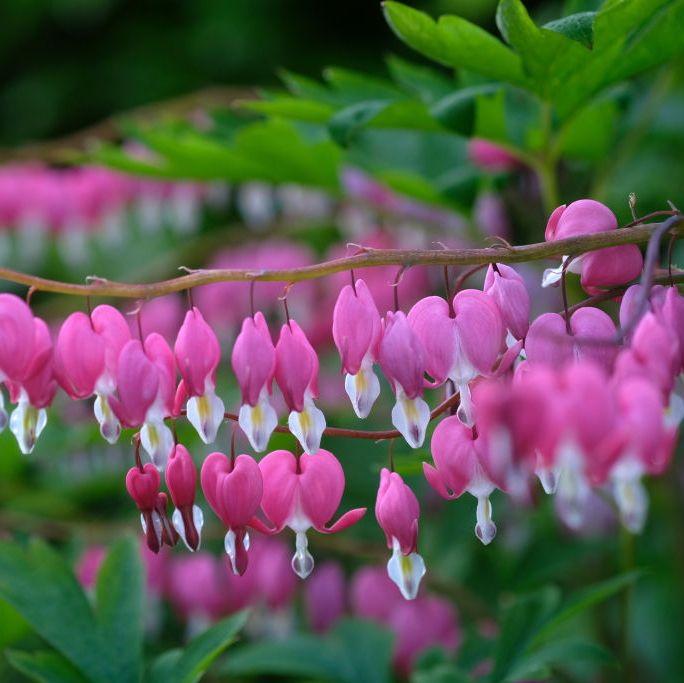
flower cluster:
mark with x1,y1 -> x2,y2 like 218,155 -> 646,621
1,198 -> 681,610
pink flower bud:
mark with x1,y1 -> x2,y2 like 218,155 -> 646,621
259,448 -> 366,579
274,320 -> 326,454
174,307 -> 224,444
126,463 -> 164,554
375,469 -> 425,599
165,444 -> 203,551
0,293 -> 36,384
200,451 -> 263,575
484,264 -> 530,341
304,562 -> 346,633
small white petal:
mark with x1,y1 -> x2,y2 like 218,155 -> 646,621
291,530 -> 314,579
9,398 -> 47,455
0,390 -> 8,432
475,495 -> 497,545
172,505 -> 204,551
94,393 -> 121,445
141,511 -> 163,548
536,464 -> 560,495
186,390 -> 225,444
140,420 -> 174,471
387,538 -> 426,600
555,441 -> 592,530
541,265 -> 563,288
391,388 -> 430,449
666,389 -> 684,428
238,392 -> 278,452
613,474 -> 649,534
288,399 -> 326,455
344,362 -> 381,419
456,382 -> 474,428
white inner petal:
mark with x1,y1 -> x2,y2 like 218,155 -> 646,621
344,357 -> 381,419
140,419 -> 174,471
386,537 -> 426,600
9,395 -> 47,455
238,389 -> 278,452
288,395 -> 326,455
94,393 -> 121,445
186,389 -> 225,444
291,530 -> 314,579
391,385 -> 430,449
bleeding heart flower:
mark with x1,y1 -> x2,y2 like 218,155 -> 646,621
408,291 -> 504,427
7,317 -> 57,454
165,444 -> 203,551
483,264 -> 530,342
232,312 -> 278,452
0,293 -> 36,385
378,311 -> 430,448
55,305 -> 130,444
375,468 -> 426,599
332,278 -> 382,418
174,307 -> 224,444
274,320 -> 326,454
111,334 -> 176,469
200,451 -> 266,575
424,417 -> 499,545
259,448 -> 366,579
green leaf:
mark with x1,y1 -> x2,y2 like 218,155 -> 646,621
383,2 -> 525,85
152,611 -> 249,683
557,98 -> 617,161
241,97 -> 335,123
430,85 -> 499,135
221,618 -> 393,683
505,639 -> 618,681
385,55 -> 454,104
329,101 -> 391,146
220,635 -> 345,681
94,537 -> 144,683
544,12 -> 595,48
0,540 -> 108,683
532,571 -> 642,644
490,587 -> 562,681
6,650 -> 90,683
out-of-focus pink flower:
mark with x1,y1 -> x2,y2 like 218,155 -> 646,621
349,566 -> 403,622
468,139 -> 519,173
378,311 -> 430,448
388,595 -> 461,675
195,241 -> 316,336
408,290 -> 504,426
76,546 -> 107,590
474,191 -> 511,239
126,463 -> 166,553
332,278 -> 383,418
174,307 -> 224,444
259,449 -> 366,579
304,562 -> 346,633
7,317 -> 57,454
111,334 -> 176,469
274,320 -> 326,454
245,537 -> 298,610
232,312 -> 278,452
165,444 -> 203,551
375,469 -> 426,599
525,308 -> 617,372
484,264 -> 530,341
201,451 -> 265,575
424,417 -> 498,545
128,296 -> 185,345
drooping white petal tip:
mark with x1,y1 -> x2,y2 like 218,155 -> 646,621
344,365 -> 381,419
140,420 -> 174,471
288,399 -> 326,455
387,539 -> 426,600
224,528 -> 250,576
9,400 -> 47,455
391,390 -> 430,449
291,530 -> 314,579
172,505 -> 204,551
475,495 -> 497,545
94,393 -> 121,445
238,394 -> 278,453
186,390 -> 225,444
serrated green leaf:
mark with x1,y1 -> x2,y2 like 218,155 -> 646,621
94,537 -> 143,683
544,11 -> 595,48
383,2 -> 525,85
152,611 -> 249,683
6,650 -> 89,683
0,540 -> 108,683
